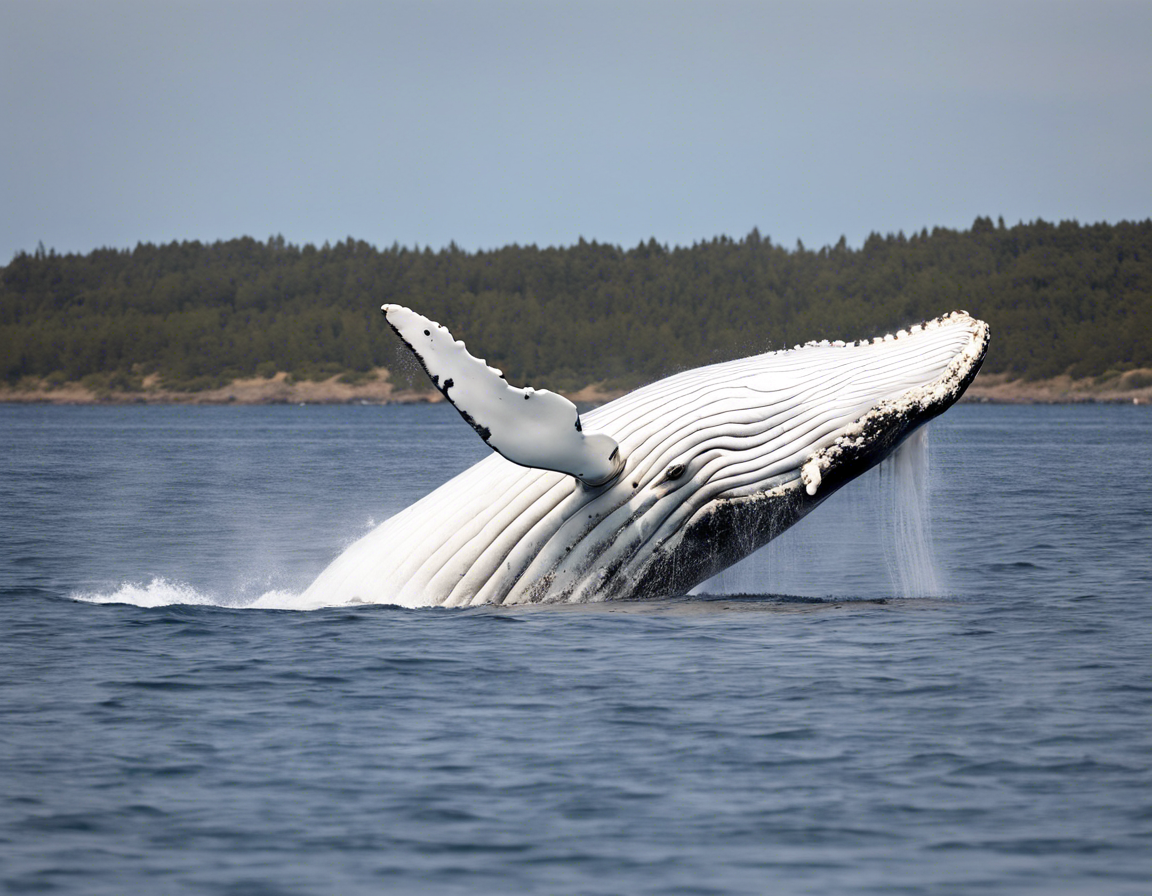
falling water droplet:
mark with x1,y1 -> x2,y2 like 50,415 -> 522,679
885,426 -> 942,597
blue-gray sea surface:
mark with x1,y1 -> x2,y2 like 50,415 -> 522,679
2,403 -> 1150,895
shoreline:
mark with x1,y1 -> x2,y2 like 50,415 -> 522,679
0,370 -> 629,407
957,371 -> 1152,405
1,369 -> 1149,407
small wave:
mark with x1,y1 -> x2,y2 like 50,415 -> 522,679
70,577 -> 304,610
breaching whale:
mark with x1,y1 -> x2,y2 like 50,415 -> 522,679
300,305 -> 989,608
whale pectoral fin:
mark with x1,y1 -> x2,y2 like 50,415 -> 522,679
382,304 -> 624,486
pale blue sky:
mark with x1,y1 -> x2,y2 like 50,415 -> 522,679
3,0 -> 1150,260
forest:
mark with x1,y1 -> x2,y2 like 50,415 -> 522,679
2,217 -> 1151,394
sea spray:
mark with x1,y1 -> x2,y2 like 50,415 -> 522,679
698,466 -> 889,597
71,577 -> 303,610
883,426 -> 942,597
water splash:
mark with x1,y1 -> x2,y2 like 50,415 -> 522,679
883,426 -> 942,598
71,577 -> 303,610
72,438 -> 944,609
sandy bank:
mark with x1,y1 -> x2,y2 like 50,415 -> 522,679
3,369 -> 1150,407
960,370 -> 1152,404
0,370 -> 630,407
0,370 -> 440,406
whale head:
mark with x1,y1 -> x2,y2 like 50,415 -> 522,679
301,311 -> 988,607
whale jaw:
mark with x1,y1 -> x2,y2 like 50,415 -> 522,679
624,324 -> 989,601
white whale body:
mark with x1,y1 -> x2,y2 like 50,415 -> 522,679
300,307 -> 989,608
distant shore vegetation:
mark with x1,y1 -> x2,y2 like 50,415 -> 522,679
3,217 -> 1151,395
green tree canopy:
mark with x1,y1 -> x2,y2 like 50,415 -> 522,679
3,219 -> 1150,392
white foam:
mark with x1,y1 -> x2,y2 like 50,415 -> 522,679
70,577 -> 309,611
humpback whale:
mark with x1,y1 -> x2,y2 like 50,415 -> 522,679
300,306 -> 989,608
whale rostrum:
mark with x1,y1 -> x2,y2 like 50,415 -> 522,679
300,307 -> 989,608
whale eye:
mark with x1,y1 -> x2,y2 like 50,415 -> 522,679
665,463 -> 686,481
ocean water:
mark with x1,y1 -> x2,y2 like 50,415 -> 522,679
2,402 -> 1150,894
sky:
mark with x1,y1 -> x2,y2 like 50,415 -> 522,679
3,0 -> 1150,260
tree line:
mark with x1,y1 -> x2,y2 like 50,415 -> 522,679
2,217 -> 1150,394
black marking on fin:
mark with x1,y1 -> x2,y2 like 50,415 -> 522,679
385,316 -> 484,439
458,408 -> 492,443
575,418 -> 582,432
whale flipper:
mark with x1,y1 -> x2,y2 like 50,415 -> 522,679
382,304 -> 624,486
